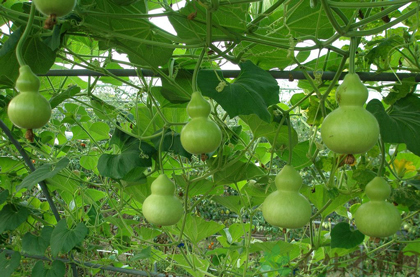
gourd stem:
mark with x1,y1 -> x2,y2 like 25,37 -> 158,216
377,138 -> 386,177
192,49 -> 206,93
286,115 -> 294,165
16,3 -> 36,67
348,37 -> 359,74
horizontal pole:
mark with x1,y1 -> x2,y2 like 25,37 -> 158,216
1,249 -> 166,277
39,69 -> 420,82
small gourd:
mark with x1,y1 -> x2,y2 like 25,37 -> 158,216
180,91 -> 222,155
355,177 -> 401,237
142,174 -> 183,226
262,165 -> 312,229
321,73 -> 379,154
7,65 -> 51,129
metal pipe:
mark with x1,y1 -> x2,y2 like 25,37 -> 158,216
39,69 -> 420,82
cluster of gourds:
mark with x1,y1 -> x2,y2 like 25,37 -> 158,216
260,73 -> 401,238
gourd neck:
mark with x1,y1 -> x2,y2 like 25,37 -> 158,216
336,73 -> 368,107
187,91 -> 211,118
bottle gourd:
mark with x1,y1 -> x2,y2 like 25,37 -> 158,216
7,65 -> 51,129
321,73 -> 379,154
142,174 -> 183,226
355,177 -> 401,237
180,91 -> 222,155
262,165 -> 311,229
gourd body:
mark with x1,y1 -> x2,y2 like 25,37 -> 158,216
7,66 -> 51,129
33,0 -> 76,17
355,177 -> 401,237
321,73 -> 379,154
180,92 -> 222,155
142,174 -> 183,226
262,165 -> 311,229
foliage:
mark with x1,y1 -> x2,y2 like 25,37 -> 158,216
0,0 -> 420,276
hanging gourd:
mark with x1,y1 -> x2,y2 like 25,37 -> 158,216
355,177 -> 401,238
7,65 -> 51,130
142,174 -> 183,226
321,73 -> 379,154
262,165 -> 312,229
180,91 -> 222,155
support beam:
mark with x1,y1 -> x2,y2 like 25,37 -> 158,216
39,69 -> 420,82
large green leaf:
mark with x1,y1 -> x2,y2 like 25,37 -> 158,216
80,0 -> 173,67
285,0 -> 336,39
211,159 -> 265,186
98,128 -> 156,179
31,260 -> 65,277
240,114 -> 298,150
279,140 -> 317,169
331,222 -> 364,249
0,204 -> 30,233
168,1 -> 250,41
0,251 -> 20,277
366,95 -> 420,156
22,226 -> 53,256
0,28 -> 56,88
151,129 -> 192,159
50,220 -> 88,257
198,61 -> 279,122
175,214 -> 225,244
17,158 -> 70,191
49,86 -> 81,109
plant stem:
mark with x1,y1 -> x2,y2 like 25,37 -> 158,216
349,37 -> 359,74
16,2 -> 36,66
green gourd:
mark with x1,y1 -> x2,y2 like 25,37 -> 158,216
142,174 -> 183,226
321,73 -> 379,154
180,91 -> 222,155
355,177 -> 401,237
262,165 -> 312,229
7,66 -> 51,129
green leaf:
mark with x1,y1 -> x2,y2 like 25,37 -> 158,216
131,247 -> 151,261
290,93 -> 310,109
49,86 -> 81,109
240,114 -> 298,150
285,0 -> 336,39
168,2 -> 250,41
212,196 -> 242,215
0,251 -> 20,277
365,35 -> 405,70
151,129 -> 192,159
0,204 -> 30,233
160,69 -> 192,104
0,30 -> 56,88
50,220 -> 88,257
0,190 -> 9,205
403,239 -> 420,256
176,214 -> 224,244
331,222 -> 364,249
122,176 -> 150,204
198,61 -> 280,122
22,226 -> 53,256
211,159 -> 265,185
383,78 -> 417,105
17,158 -> 70,191
98,128 -> 155,179
366,95 -> 420,156
32,260 -> 65,277
81,0 -> 173,67
279,140 -> 316,169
